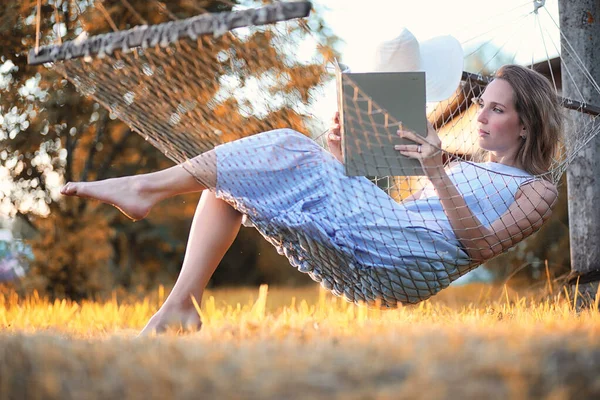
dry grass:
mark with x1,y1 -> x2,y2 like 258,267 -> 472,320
1,283 -> 600,399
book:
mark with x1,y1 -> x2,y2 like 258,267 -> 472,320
335,62 -> 427,176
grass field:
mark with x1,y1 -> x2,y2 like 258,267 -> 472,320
1,283 -> 600,399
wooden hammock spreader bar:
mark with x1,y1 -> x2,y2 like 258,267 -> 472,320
28,1 -> 312,65
462,71 -> 600,117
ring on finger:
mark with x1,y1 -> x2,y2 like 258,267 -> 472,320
417,144 -> 422,153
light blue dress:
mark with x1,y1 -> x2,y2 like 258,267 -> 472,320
214,129 -> 534,307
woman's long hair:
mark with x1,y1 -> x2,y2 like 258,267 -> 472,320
493,64 -> 563,177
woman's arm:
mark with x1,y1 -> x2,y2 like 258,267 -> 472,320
425,168 -> 556,262
395,123 -> 558,263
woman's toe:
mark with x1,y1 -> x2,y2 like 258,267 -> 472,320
62,183 -> 76,195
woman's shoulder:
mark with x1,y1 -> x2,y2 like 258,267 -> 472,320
517,178 -> 558,205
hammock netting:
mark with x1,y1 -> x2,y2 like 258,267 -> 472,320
29,1 -> 600,307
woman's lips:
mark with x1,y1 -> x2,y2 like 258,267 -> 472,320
478,129 -> 489,137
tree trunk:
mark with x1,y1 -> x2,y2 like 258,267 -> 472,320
559,0 -> 600,308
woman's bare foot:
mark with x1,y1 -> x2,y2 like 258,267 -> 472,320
61,176 -> 156,221
138,303 -> 203,336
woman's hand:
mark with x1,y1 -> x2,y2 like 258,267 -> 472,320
394,121 -> 444,173
327,111 -> 343,163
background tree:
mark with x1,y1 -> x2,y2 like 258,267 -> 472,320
559,0 -> 600,306
463,41 -> 515,77
1,0 -> 339,299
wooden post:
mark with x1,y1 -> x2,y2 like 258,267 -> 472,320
558,0 -> 600,308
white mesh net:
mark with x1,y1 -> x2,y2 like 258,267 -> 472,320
29,1 -> 600,307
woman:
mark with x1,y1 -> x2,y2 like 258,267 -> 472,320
61,64 -> 562,334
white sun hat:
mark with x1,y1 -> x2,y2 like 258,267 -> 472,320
371,28 -> 464,102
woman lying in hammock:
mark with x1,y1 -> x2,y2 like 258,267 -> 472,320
60,63 -> 562,334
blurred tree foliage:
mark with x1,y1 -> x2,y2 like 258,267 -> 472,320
1,0 -> 338,299
463,41 -> 516,76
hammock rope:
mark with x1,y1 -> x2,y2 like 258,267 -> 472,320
28,1 -> 600,307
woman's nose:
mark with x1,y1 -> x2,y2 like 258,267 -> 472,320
476,109 -> 487,124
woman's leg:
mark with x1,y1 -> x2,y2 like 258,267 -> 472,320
140,190 -> 242,335
60,151 -> 217,220
60,150 -> 241,333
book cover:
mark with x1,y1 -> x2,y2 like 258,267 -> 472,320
336,64 -> 427,176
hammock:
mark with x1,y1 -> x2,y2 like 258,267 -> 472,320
28,1 -> 600,307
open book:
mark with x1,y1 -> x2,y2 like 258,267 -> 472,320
335,62 -> 428,176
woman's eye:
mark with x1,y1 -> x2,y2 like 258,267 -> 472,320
493,107 -> 503,113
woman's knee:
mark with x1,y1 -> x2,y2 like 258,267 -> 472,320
188,150 -> 218,188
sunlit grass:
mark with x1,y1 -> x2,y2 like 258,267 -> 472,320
1,283 -> 599,339
1,283 -> 599,399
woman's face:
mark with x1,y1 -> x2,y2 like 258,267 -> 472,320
476,79 -> 525,161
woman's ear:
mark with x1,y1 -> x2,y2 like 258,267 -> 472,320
520,126 -> 527,139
